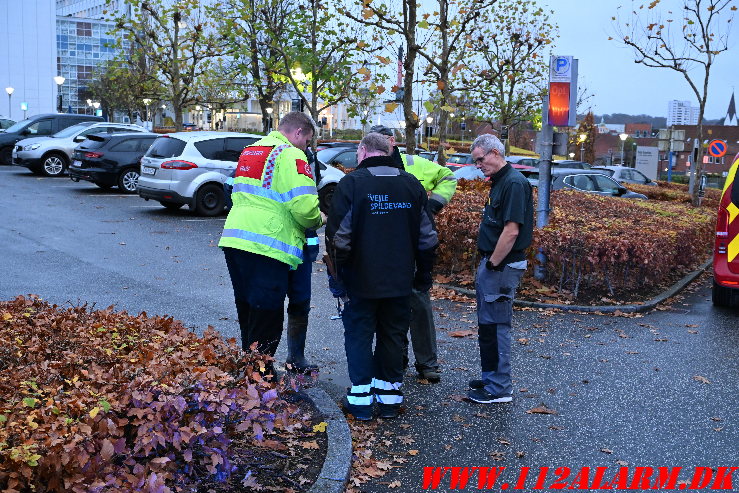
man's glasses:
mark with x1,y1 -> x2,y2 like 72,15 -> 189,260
474,150 -> 494,165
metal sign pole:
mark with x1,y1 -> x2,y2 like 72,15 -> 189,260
535,96 -> 553,281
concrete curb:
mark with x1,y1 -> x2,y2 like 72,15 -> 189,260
439,259 -> 712,313
305,387 -> 352,493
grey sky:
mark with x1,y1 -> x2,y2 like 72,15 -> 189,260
546,0 -> 737,119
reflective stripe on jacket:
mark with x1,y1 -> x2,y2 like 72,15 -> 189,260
219,131 -> 322,269
401,153 -> 457,206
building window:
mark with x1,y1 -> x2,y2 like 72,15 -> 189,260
77,22 -> 92,37
77,65 -> 93,80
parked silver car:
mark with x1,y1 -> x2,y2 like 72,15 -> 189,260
137,132 -> 263,215
591,166 -> 658,186
138,132 -> 345,216
13,121 -> 146,176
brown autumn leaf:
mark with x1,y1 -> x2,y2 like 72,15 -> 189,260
389,480 -> 402,488
449,330 -> 475,338
526,405 -> 558,415
693,375 -> 711,384
601,448 -> 614,454
408,450 -> 419,456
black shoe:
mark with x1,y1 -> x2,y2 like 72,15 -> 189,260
285,358 -> 319,374
341,397 -> 373,421
377,403 -> 400,419
417,368 -> 441,383
467,387 -> 512,404
469,379 -> 484,389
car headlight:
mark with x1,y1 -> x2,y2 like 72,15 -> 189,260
24,144 -> 41,151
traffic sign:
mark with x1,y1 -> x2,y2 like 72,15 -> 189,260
708,139 -> 727,158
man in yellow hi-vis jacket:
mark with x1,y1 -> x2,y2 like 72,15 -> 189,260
370,124 -> 457,383
220,112 -> 323,376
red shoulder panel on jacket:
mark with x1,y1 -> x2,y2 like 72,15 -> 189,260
236,146 -> 272,179
296,159 -> 314,179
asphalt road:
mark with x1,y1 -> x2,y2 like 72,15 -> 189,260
1,166 -> 737,492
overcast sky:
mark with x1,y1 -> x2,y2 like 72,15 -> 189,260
545,0 -> 737,119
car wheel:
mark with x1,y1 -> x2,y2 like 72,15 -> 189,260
93,182 -> 113,189
712,280 -> 732,307
0,146 -> 11,166
41,153 -> 68,177
194,183 -> 225,216
159,200 -> 184,210
118,168 -> 140,194
318,183 -> 336,215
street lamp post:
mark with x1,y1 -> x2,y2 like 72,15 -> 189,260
632,142 -> 637,167
53,76 -> 65,113
143,98 -> 152,129
619,133 -> 628,165
92,101 -> 100,119
5,87 -> 13,119
578,133 -> 587,162
265,106 -> 273,133
86,99 -> 93,115
425,115 -> 433,149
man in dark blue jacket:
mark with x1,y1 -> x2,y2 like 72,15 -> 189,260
326,132 -> 438,420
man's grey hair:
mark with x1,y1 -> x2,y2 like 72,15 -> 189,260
360,132 -> 391,155
470,133 -> 505,158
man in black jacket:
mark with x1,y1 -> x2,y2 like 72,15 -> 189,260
326,132 -> 438,420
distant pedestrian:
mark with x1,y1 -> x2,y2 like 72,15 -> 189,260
326,132 -> 438,420
369,124 -> 457,383
468,134 -> 533,404
219,111 -> 323,379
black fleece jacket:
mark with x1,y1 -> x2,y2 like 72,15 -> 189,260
325,155 -> 438,299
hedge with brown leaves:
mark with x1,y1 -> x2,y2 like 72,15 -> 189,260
436,179 -> 716,297
0,296 -> 293,493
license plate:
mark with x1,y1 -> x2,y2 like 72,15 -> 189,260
72,160 -> 82,167
142,166 -> 156,175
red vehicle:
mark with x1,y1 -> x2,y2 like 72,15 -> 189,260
713,153 -> 739,306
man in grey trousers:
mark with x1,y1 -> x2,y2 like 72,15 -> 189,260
467,134 -> 533,403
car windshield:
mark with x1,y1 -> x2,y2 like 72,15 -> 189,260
316,148 -> 344,163
4,118 -> 32,133
52,122 -> 92,139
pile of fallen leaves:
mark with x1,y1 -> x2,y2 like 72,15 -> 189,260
0,296 -> 310,492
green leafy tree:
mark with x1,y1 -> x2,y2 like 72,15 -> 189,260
344,0 -> 495,164
613,0 -> 736,205
105,0 -> 232,130
214,0 -> 291,133
86,59 -> 164,122
257,0 -> 365,143
460,0 -> 557,138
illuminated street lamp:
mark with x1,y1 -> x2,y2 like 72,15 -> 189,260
619,133 -> 628,165
143,98 -> 152,126
5,87 -> 13,119
53,76 -> 65,113
86,98 -> 93,115
92,101 -> 100,117
578,133 -> 587,162
265,106 -> 273,132
568,152 -> 575,159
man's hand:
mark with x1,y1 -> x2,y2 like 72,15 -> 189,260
320,211 -> 327,225
485,258 -> 505,271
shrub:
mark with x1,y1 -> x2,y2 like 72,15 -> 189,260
435,179 -> 716,298
629,181 -> 721,211
0,296 -> 295,493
